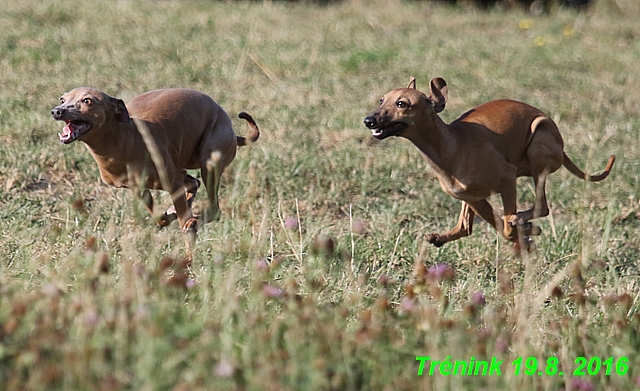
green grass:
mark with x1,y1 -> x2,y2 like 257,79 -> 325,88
1,0 -> 639,390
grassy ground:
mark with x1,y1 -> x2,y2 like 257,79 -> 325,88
0,0 -> 639,390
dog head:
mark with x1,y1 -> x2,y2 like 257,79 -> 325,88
51,87 -> 131,144
364,77 -> 448,140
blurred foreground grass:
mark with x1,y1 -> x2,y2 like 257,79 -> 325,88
0,0 -> 639,390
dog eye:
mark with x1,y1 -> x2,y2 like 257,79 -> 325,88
396,101 -> 409,108
82,98 -> 93,105
379,98 -> 384,105
60,98 -> 65,104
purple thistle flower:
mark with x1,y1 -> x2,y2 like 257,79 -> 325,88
262,284 -> 285,299
351,219 -> 367,235
427,263 -> 455,281
255,259 -> 270,272
214,360 -> 234,378
570,378 -> 595,391
471,291 -> 486,307
284,217 -> 298,230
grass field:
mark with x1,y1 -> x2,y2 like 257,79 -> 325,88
1,0 -> 639,390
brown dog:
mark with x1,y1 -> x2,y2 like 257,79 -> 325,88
51,87 -> 259,234
364,77 -> 615,250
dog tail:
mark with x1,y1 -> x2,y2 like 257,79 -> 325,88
237,112 -> 260,146
563,153 -> 615,182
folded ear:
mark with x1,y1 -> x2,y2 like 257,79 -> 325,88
407,77 -> 416,90
429,77 -> 448,113
111,97 -> 131,123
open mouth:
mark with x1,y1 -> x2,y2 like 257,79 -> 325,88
371,121 -> 408,139
58,120 -> 92,144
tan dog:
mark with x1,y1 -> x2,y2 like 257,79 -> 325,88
51,87 -> 259,234
364,77 -> 615,250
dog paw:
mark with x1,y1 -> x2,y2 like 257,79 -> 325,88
182,218 -> 199,234
522,236 -> 536,253
426,233 -> 445,247
512,236 -> 536,255
520,222 -> 542,236
157,212 -> 177,228
503,226 -> 518,241
507,215 -> 521,227
527,238 -> 536,252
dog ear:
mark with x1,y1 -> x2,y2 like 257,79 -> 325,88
429,77 -> 448,113
111,97 -> 131,123
407,77 -> 416,90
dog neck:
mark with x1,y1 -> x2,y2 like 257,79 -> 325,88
81,121 -> 137,187
403,114 -> 456,174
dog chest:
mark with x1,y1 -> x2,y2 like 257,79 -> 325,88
93,155 -> 165,191
437,176 -> 467,198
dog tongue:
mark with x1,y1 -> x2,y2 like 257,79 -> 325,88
59,123 -> 73,143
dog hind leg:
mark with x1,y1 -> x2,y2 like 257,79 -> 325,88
200,164 -> 222,224
515,119 -> 563,228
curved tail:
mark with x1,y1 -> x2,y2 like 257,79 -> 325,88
236,112 -> 260,146
563,152 -> 615,182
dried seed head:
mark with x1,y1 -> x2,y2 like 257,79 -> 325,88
618,293 -> 633,311
374,295 -> 389,311
95,252 -> 109,274
71,198 -> 85,211
159,257 -> 175,273
311,235 -> 335,257
569,292 -> 586,305
163,272 -> 187,288
3,318 -> 18,335
498,269 -> 514,294
412,260 -> 428,283
360,309 -> 372,324
84,236 -> 97,252
177,257 -> 191,270
377,274 -> 390,286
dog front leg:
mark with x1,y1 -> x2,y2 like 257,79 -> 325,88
426,202 -> 474,247
200,163 -> 222,224
137,188 -> 172,228
138,189 -> 154,215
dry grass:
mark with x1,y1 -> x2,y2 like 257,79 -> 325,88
0,0 -> 639,390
